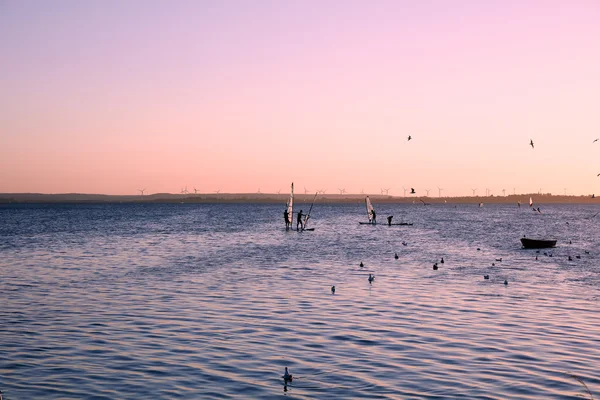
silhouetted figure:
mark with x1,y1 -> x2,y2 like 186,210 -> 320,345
284,209 -> 290,230
387,215 -> 393,226
530,139 -> 534,149
297,210 -> 304,231
371,209 -> 377,224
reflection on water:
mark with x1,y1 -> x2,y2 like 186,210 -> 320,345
1,203 -> 599,399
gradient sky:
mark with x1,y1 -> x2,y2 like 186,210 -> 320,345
1,0 -> 599,196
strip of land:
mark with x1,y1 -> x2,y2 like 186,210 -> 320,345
0,193 -> 597,204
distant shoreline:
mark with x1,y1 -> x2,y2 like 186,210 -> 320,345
0,193 -> 597,204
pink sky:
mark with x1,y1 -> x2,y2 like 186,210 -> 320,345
1,0 -> 599,196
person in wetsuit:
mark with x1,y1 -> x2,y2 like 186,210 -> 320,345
371,209 -> 376,224
284,209 -> 290,230
297,210 -> 304,231
387,215 -> 393,226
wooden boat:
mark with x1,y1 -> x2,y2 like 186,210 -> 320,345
520,238 -> 557,249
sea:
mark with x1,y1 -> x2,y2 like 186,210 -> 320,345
1,202 -> 599,399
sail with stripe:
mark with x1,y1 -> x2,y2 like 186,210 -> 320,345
365,196 -> 375,223
286,183 -> 294,225
303,192 -> 318,230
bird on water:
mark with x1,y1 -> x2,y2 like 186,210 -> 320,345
283,367 -> 293,382
394,253 -> 399,259
360,261 -> 364,267
331,286 -> 335,294
368,274 -> 375,283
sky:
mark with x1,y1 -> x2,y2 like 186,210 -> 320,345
1,0 -> 599,196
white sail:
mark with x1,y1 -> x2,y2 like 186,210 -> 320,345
365,196 -> 374,222
286,183 -> 294,224
529,197 -> 533,207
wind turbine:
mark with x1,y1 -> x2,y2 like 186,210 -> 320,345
257,188 -> 261,194
277,189 -> 281,194
502,189 -> 506,197
214,189 -> 221,194
193,187 -> 198,194
304,187 -> 309,194
338,188 -> 346,194
360,188 -> 365,194
437,187 -> 443,197
138,188 -> 146,196
425,189 -> 430,197
181,186 -> 188,195
402,187 -> 408,197
471,188 -> 477,196
513,188 -> 516,195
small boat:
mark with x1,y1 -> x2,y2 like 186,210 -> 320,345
520,238 -> 557,249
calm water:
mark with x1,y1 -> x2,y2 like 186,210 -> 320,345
1,202 -> 599,399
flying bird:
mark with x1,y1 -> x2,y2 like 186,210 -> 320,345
593,138 -> 599,143
410,188 -> 416,194
407,135 -> 412,141
530,139 -> 534,149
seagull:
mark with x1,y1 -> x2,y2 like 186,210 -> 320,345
484,275 -> 489,280
410,188 -> 416,194
283,367 -> 293,382
360,261 -> 364,267
530,139 -> 534,149
440,257 -> 444,264
331,286 -> 336,294
504,280 -> 508,285
495,258 -> 502,262
594,138 -> 599,143
394,253 -> 399,259
597,173 -> 600,177
407,135 -> 412,141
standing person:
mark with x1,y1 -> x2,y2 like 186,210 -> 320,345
283,209 -> 290,230
387,215 -> 393,226
371,209 -> 376,224
297,210 -> 304,231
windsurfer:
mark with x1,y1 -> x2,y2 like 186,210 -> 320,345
284,209 -> 290,230
387,215 -> 393,226
297,210 -> 304,231
371,209 -> 376,224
